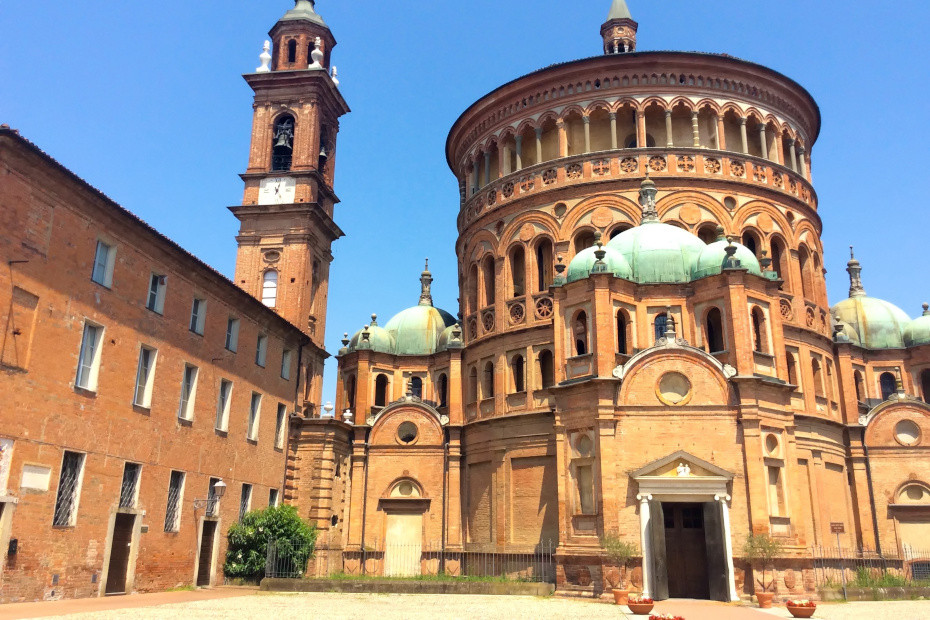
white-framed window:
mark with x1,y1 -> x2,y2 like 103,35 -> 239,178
262,271 -> 278,308
239,483 -> 252,522
275,403 -> 287,449
53,451 -> 86,527
75,321 -> 104,391
255,335 -> 268,367
269,488 -> 279,507
225,317 -> 240,352
133,346 -> 157,407
216,379 -> 233,431
164,470 -> 185,532
189,298 -> 207,335
281,349 -> 292,380
91,240 -> 115,287
146,273 -> 167,314
178,364 -> 199,420
248,392 -> 262,441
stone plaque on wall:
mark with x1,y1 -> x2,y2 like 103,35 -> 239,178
0,439 -> 12,494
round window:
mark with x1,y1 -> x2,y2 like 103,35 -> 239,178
575,435 -> 593,457
397,481 -> 414,497
657,372 -> 692,406
398,421 -> 418,444
895,420 -> 921,446
765,434 -> 779,455
905,486 -> 926,502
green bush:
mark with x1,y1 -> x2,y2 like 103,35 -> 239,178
223,504 -> 317,581
853,566 -> 908,588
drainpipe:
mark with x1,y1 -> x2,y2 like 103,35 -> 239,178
281,342 -> 305,503
861,427 -> 882,556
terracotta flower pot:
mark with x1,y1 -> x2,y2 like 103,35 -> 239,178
612,588 -> 630,605
627,602 -> 655,615
756,592 -> 775,608
787,605 -> 816,618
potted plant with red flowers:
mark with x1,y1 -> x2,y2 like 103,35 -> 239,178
785,599 -> 817,618
649,615 -> 685,620
601,534 -> 638,605
744,533 -> 784,608
627,594 -> 655,615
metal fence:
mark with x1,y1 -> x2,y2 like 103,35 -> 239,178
266,538 -> 316,579
811,544 -> 930,595
268,537 -> 556,583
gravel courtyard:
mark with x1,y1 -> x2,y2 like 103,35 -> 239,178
21,592 -> 930,620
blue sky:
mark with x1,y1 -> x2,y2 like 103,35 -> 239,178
2,1 -> 928,407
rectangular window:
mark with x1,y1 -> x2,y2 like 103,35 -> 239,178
178,364 -> 199,420
146,273 -> 167,313
275,403 -> 287,449
189,298 -> 206,335
225,317 -> 240,352
576,464 -> 595,515
248,392 -> 262,441
75,322 -> 103,391
53,451 -> 85,526
133,346 -> 157,407
91,240 -> 115,287
207,477 -> 221,517
255,335 -> 268,367
119,462 -> 141,509
269,488 -> 279,507
164,471 -> 185,532
281,349 -> 292,380
216,379 -> 233,431
239,483 -> 252,521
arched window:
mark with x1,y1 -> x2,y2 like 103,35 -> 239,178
483,361 -> 495,398
880,372 -> 897,401
609,224 -> 632,240
345,374 -> 356,412
922,369 -> 930,404
510,246 -> 526,297
742,230 -> 760,257
536,240 -> 553,291
751,307 -> 767,353
409,376 -> 423,399
467,367 -> 478,403
482,255 -> 496,306
307,40 -> 316,65
706,307 -> 725,353
511,354 -> 525,393
770,237 -> 788,282
573,311 -> 589,356
374,374 -> 389,408
287,39 -> 297,64
262,270 -> 278,307
438,373 -> 448,408
468,264 -> 479,314
854,370 -> 865,403
617,310 -> 630,355
272,114 -> 295,172
654,313 -> 668,342
799,246 -> 814,300
573,231 -> 595,255
812,359 -> 824,398
539,350 -> 555,388
786,352 -> 799,390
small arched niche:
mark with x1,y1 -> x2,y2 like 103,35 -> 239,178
390,479 -> 423,498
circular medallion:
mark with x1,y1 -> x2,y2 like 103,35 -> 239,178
757,213 -> 774,232
520,224 -> 535,242
895,420 -> 921,446
591,207 -> 613,229
680,204 -> 701,225
656,372 -> 693,406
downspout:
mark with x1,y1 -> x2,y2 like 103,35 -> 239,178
282,342 -> 305,503
861,426 -> 882,556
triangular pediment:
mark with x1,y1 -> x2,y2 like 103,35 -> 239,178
631,450 -> 734,480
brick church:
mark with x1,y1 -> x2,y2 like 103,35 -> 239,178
2,0 -> 930,604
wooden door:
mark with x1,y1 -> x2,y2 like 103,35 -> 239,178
197,520 -> 217,586
104,513 -> 135,595
664,503 -> 710,599
384,512 -> 422,577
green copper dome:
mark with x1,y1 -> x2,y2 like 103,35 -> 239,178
904,304 -> 930,347
279,1 -> 328,28
832,297 -> 910,350
608,221 -> 706,284
348,316 -> 395,354
566,244 -> 633,283
385,305 -> 457,356
691,233 -> 762,280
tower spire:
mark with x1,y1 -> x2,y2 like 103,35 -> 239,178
601,0 -> 638,54
847,246 -> 866,298
419,259 -> 434,306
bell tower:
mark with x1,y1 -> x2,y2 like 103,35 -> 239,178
231,0 -> 349,410
601,0 -> 638,54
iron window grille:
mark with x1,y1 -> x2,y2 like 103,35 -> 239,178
164,471 -> 184,532
239,484 -> 252,522
119,462 -> 141,509
206,478 -> 221,517
53,451 -> 84,526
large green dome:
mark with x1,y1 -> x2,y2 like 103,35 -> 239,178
348,316 -> 395,354
385,305 -> 457,356
566,244 -> 633,283
832,296 -> 911,350
607,221 -> 706,284
691,233 -> 762,280
904,305 -> 930,347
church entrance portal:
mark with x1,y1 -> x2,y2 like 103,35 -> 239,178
384,511 -> 423,577
663,503 -> 709,599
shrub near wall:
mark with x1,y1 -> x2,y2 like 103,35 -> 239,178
224,505 -> 317,582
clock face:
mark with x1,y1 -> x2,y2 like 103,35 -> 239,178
258,177 -> 296,205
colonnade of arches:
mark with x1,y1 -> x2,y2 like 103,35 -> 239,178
465,349 -> 555,404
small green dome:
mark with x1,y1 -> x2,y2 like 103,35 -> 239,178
832,296 -> 911,350
279,0 -> 328,28
385,305 -> 457,356
691,235 -> 762,280
608,221 -> 706,284
566,244 -> 633,283
904,304 -> 930,347
437,323 -> 464,352
348,317 -> 395,354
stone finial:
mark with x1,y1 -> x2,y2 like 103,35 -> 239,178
370,313 -> 378,326
895,367 -> 906,397
592,231 -> 608,271
309,36 -> 325,69
554,254 -> 566,275
331,66 -> 339,86
847,246 -> 866,298
639,174 -> 659,223
923,303 -> 930,316
759,249 -> 772,271
419,259 -> 433,307
723,237 -> 740,269
256,40 -> 272,73
342,332 -> 349,346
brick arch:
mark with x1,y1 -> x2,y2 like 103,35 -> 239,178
732,201 -> 793,237
655,190 -> 730,230
584,100 -> 613,116
502,212 -> 560,248
667,96 -> 697,112
380,476 -> 427,499
792,221 -> 824,254
863,401 -> 930,448
559,105 -> 586,121
369,403 -> 444,447
463,229 -> 500,262
561,194 -> 641,237
613,97 -> 641,113
640,95 -> 671,111
693,98 -> 722,115
617,347 -> 737,408
515,118 -> 538,135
